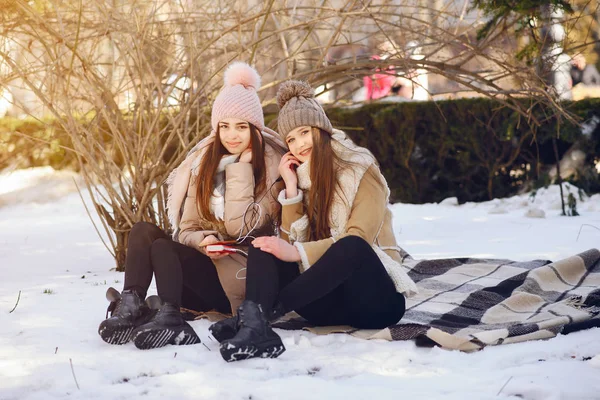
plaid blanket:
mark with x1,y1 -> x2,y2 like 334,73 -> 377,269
273,249 -> 600,351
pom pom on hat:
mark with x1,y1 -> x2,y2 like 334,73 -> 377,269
276,80 -> 314,109
276,80 -> 332,139
211,61 -> 264,131
223,61 -> 261,89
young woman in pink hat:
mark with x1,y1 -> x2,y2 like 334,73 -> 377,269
98,62 -> 286,350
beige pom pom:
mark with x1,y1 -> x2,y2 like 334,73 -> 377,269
276,80 -> 314,109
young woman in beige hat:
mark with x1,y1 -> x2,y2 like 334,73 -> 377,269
211,80 -> 417,362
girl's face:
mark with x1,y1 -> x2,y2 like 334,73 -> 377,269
285,125 -> 313,163
218,118 -> 251,155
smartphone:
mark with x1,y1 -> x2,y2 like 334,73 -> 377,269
206,244 -> 238,254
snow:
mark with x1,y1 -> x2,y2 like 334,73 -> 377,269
1,168 -> 599,400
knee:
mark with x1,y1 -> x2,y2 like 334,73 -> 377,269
247,243 -> 281,274
333,235 -> 375,262
130,221 -> 160,242
335,235 -> 371,252
150,238 -> 173,261
248,242 -> 277,261
131,221 -> 156,235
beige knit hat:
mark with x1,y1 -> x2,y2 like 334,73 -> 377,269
276,80 -> 333,140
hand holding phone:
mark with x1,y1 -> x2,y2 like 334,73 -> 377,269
199,235 -> 230,259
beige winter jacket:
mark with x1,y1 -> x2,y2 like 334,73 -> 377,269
278,130 -> 418,297
177,143 -> 284,312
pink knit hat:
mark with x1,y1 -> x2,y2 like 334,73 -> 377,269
211,62 -> 264,132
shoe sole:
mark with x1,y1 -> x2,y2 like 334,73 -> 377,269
133,325 -> 200,350
219,340 -> 285,362
99,325 -> 134,345
99,309 -> 157,345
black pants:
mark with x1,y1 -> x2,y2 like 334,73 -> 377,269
122,222 -> 231,314
246,235 -> 406,329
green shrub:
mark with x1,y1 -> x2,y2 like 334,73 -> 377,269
325,98 -> 600,203
3,98 -> 599,204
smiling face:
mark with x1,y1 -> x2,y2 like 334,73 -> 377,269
285,125 -> 314,163
218,118 -> 251,155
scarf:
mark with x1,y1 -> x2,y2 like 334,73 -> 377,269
210,154 -> 239,220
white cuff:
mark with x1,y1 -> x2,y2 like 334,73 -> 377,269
294,242 -> 311,272
278,189 -> 303,206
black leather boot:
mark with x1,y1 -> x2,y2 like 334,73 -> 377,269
209,314 -> 239,343
209,301 -> 287,343
98,287 -> 155,345
219,300 -> 285,362
132,302 -> 200,350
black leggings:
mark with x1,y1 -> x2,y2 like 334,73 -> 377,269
246,235 -> 406,329
122,222 -> 231,314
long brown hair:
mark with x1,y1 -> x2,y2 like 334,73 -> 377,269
307,127 -> 347,241
195,124 -> 266,223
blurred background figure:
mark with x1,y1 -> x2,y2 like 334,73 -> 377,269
571,54 -> 600,86
362,40 -> 429,102
363,54 -> 396,101
570,54 -> 600,100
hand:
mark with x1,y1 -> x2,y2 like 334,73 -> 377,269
278,152 -> 300,194
252,236 -> 301,262
199,235 -> 228,259
239,148 -> 252,163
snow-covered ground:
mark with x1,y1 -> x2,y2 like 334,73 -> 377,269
1,168 -> 599,400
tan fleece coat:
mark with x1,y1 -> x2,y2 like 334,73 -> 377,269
278,130 -> 418,297
174,143 -> 284,312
